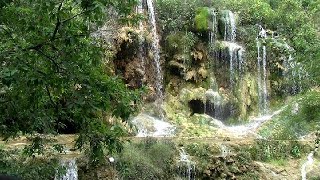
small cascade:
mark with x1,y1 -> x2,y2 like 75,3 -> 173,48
221,41 -> 245,88
225,107 -> 284,136
132,113 -> 175,137
178,147 -> 196,180
207,10 -> 245,120
209,9 -> 217,45
55,159 -> 78,180
223,10 -> 236,42
257,25 -> 269,115
146,0 -> 164,103
283,54 -> 306,94
220,144 -> 230,157
301,146 -> 318,180
205,90 -> 223,120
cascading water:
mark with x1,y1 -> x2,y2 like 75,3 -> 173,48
146,0 -> 164,103
257,25 -> 269,115
220,144 -> 230,157
210,106 -> 285,137
55,159 -> 78,180
209,9 -> 217,45
223,10 -> 236,42
178,147 -> 196,180
283,54 -> 307,95
206,10 -> 245,120
221,41 -> 245,88
205,89 -> 224,120
301,146 -> 318,180
132,113 -> 175,137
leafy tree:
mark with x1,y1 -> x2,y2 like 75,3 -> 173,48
0,0 -> 141,164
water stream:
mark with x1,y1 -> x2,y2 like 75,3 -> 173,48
209,9 -> 217,44
283,54 -> 306,95
221,41 -> 245,88
223,10 -> 236,42
178,147 -> 196,180
55,159 -> 78,180
146,0 -> 164,103
301,147 -> 318,180
257,25 -> 269,115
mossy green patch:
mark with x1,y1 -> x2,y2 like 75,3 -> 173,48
195,7 -> 210,32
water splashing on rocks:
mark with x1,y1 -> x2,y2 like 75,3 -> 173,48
55,159 -> 78,180
178,147 -> 196,180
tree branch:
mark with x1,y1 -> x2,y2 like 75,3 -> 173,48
45,85 -> 56,107
51,1 -> 64,41
32,48 -> 61,72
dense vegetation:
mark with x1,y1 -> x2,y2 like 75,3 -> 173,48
0,0 -> 142,164
0,0 -> 319,179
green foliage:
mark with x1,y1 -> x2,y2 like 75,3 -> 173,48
115,140 -> 176,180
0,0 -> 142,165
259,90 -> 320,140
243,140 -> 308,162
195,7 -> 210,32
0,149 -> 60,180
156,0 -> 205,33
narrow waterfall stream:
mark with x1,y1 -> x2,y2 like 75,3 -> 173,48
301,146 -> 318,180
178,147 -> 196,180
283,53 -> 306,95
209,9 -> 217,44
221,41 -> 245,88
257,25 -> 269,115
146,0 -> 164,103
55,159 -> 78,180
223,10 -> 236,42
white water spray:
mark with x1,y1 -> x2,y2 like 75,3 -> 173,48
301,147 -> 318,180
55,159 -> 78,180
132,113 -> 175,137
210,107 -> 285,137
178,147 -> 196,180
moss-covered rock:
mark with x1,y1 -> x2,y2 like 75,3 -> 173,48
195,7 -> 210,32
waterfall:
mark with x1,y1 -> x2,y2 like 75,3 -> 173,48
223,10 -> 236,42
257,25 -> 268,115
213,92 -> 223,119
301,146 -> 318,180
146,0 -> 164,103
221,41 -> 245,89
205,89 -> 224,120
209,9 -> 217,45
55,159 -> 78,180
178,147 -> 196,180
283,54 -> 306,94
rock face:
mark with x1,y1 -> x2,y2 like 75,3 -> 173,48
201,154 -> 259,179
106,2 -> 302,125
